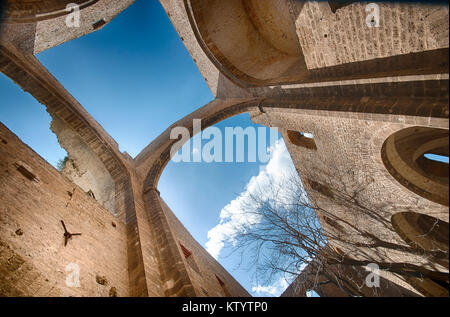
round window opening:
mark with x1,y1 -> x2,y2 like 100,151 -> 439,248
381,126 -> 449,206
391,212 -> 449,297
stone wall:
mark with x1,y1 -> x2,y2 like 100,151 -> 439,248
251,108 -> 448,296
161,199 -> 250,297
0,123 -> 129,297
0,0 -> 448,298
0,0 -> 136,54
51,116 -> 116,215
295,2 -> 448,70
181,0 -> 449,88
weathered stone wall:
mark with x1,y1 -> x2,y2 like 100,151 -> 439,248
281,257 -> 421,297
294,2 -> 449,70
0,123 -> 129,297
161,199 -> 250,297
2,1 -> 96,22
179,0 -> 449,89
0,0 -> 448,298
0,0 -> 135,54
51,116 -> 116,215
251,108 -> 448,296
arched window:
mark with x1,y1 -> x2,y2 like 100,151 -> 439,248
306,179 -> 333,198
287,131 -> 317,151
391,212 -> 449,297
416,153 -> 449,181
381,127 -> 449,206
391,212 -> 449,253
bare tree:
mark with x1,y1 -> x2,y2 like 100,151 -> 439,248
230,168 -> 449,297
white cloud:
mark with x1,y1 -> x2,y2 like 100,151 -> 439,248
252,276 -> 291,297
205,139 -> 297,259
252,285 -> 279,296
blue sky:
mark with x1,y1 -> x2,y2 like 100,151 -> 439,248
1,0 -> 449,297
0,0 -> 291,296
2,0 -> 449,298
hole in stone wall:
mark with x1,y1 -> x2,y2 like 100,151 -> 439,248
109,287 -> 118,297
96,275 -> 108,286
215,275 -> 232,297
93,19 -> 106,30
287,130 -> 317,150
307,179 -> 334,198
14,162 -> 39,183
158,114 -> 289,296
180,243 -> 192,258
323,216 -> 344,232
179,242 -> 201,275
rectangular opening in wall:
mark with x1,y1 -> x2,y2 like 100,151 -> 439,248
93,19 -> 106,30
307,179 -> 334,198
215,275 -> 232,297
287,130 -> 317,151
180,243 -> 192,258
179,242 -> 201,275
14,161 -> 39,183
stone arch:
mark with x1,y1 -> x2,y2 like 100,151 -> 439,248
381,126 -> 449,206
136,99 -> 259,297
391,212 -> 449,297
0,41 -> 135,222
185,1 -> 449,88
2,0 -> 99,23
185,0 -> 309,87
135,96 -> 449,297
391,212 -> 449,253
138,99 -> 259,189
